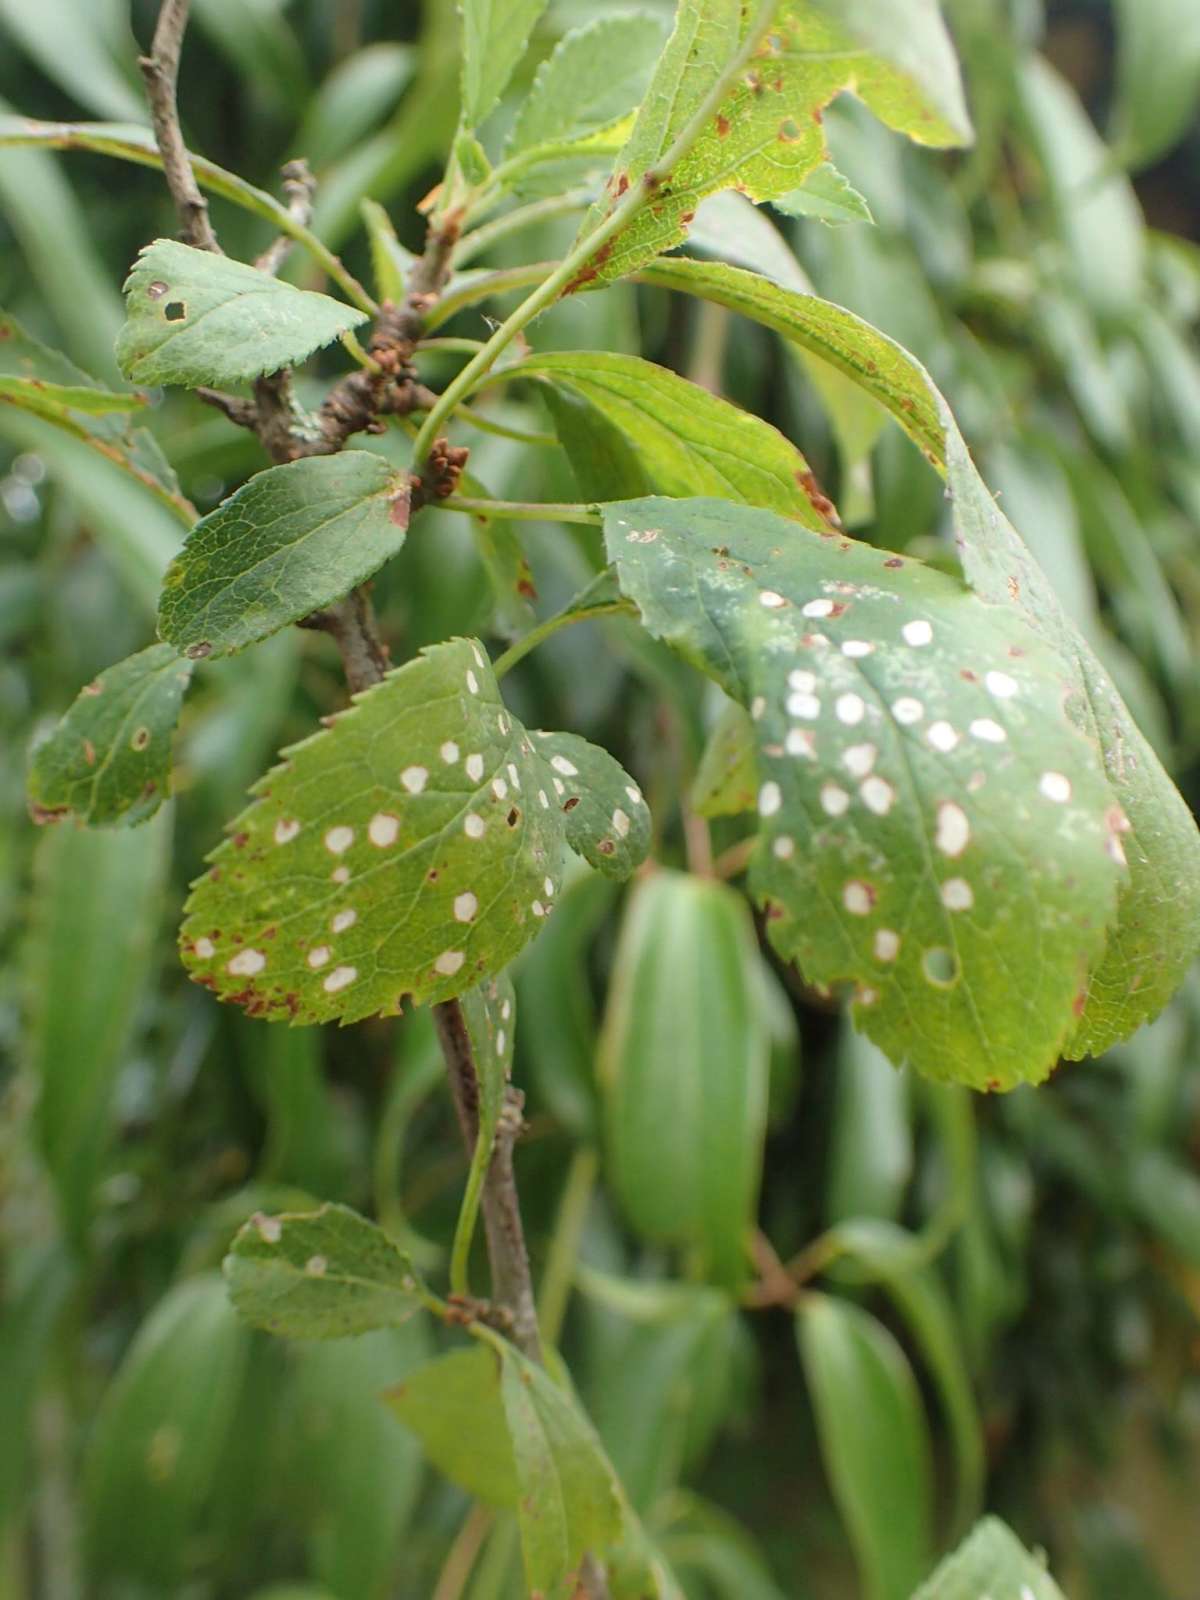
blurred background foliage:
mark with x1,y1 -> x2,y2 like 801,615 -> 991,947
1,1 -> 1198,1596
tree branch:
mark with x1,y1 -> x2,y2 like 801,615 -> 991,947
138,0 -> 219,252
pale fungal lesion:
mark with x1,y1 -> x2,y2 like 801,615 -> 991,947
193,936 -> 215,959
772,834 -> 795,859
860,776 -> 895,815
985,669 -> 1019,698
324,824 -> 355,855
464,813 -> 485,838
892,696 -> 924,725
802,598 -> 835,619
935,801 -> 971,857
274,817 -> 301,844
1039,771 -> 1072,803
308,945 -> 331,968
434,950 -> 465,975
227,947 -> 266,976
787,691 -> 820,719
453,892 -> 478,923
759,590 -> 787,609
843,880 -> 875,915
940,877 -> 975,911
305,1255 -> 327,1276
843,742 -> 876,777
835,693 -> 865,726
440,741 -> 460,764
323,964 -> 357,993
368,812 -> 400,847
820,783 -> 850,817
466,669 -> 479,694
612,808 -> 630,837
969,717 -> 1006,743
400,765 -> 428,794
874,928 -> 901,961
927,721 -> 959,752
550,754 -> 578,776
331,908 -> 357,933
902,619 -> 933,647
758,780 -> 782,817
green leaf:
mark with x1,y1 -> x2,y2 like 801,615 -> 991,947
0,306 -> 194,523
512,350 -> 835,527
389,1332 -> 625,1594
0,1248 -> 75,1524
116,238 -> 367,388
459,0 -> 551,129
796,1293 -> 932,1600
25,812 -> 169,1245
84,1276 -> 251,1588
605,497 -> 1121,1090
575,0 -> 970,289
912,1516 -> 1066,1600
157,452 -> 410,660
531,730 -> 651,879
180,638 -> 571,1025
0,0 -> 143,121
771,161 -> 874,226
636,259 -> 1200,1054
692,698 -> 758,818
360,198 -> 412,306
827,1025 -> 911,1225
28,644 -> 193,826
1112,0 -> 1200,169
507,14 -> 667,159
224,1202 -> 424,1339
600,871 -> 769,1286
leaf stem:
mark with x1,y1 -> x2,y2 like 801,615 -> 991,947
449,1117 -> 494,1299
455,189 -> 593,263
410,0 -> 778,465
492,596 -> 634,681
451,410 -> 560,448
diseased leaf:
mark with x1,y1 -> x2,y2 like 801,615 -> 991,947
771,161 -> 874,226
507,13 -> 666,158
181,639 -> 571,1025
28,644 -> 192,826
797,1294 -> 932,1600
158,452 -> 410,659
574,0 -> 970,289
600,871 -> 769,1286
459,0 -> 551,129
638,258 -> 1200,1052
513,350 -> 835,527
116,238 -> 367,388
912,1516 -> 1066,1600
531,730 -> 651,880
604,497 -> 1122,1090
224,1203 -> 423,1339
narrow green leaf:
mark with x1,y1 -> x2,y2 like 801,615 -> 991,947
116,238 -> 367,388
771,161 -> 874,226
224,1203 -> 424,1339
84,1276 -> 251,1588
25,813 -> 169,1244
531,730 -> 651,880
912,1516 -> 1066,1600
691,698 -> 758,818
158,452 -> 410,659
360,197 -> 413,305
296,43 -> 414,167
460,0 -> 551,129
28,644 -> 192,826
797,1293 -> 932,1600
513,350 -> 835,527
507,14 -> 667,158
605,497 -> 1121,1089
0,376 -> 144,416
180,639 -> 569,1025
575,0 -> 970,289
1112,0 -> 1200,169
0,0 -> 143,121
637,259 -> 1200,1053
600,871 -> 769,1286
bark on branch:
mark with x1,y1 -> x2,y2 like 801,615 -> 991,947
138,0 -> 219,253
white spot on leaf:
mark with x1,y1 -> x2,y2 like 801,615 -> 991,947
860,776 -> 894,815
400,766 -> 428,794
892,697 -> 924,725
759,781 -> 782,817
821,783 -> 850,816
440,741 -> 460,764
969,717 -> 1006,743
227,948 -> 266,976
464,814 -> 485,839
841,639 -> 873,658
836,693 -> 866,726
1040,771 -> 1072,803
466,670 -> 479,694
935,801 -> 970,857
902,619 -> 932,647
193,937 -> 215,960
324,825 -> 355,855
612,808 -> 630,838
331,908 -> 357,934
324,964 -> 357,993
927,721 -> 959,753
843,880 -> 874,915
759,590 -> 786,608
435,950 -> 465,975
308,946 -> 331,969
786,728 -> 815,757
550,754 -> 578,777
454,892 -> 478,923
368,812 -> 400,847
940,877 -> 974,911
803,598 -> 835,618
985,670 -> 1018,699
843,743 -> 876,778
874,928 -> 900,961
274,818 -> 300,845
773,835 -> 795,859
465,753 -> 484,782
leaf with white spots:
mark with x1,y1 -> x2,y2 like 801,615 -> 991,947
509,351 -> 835,528
116,238 -> 367,389
224,1203 -> 425,1340
157,452 -> 410,659
572,0 -> 970,291
637,256 -> 1200,1056
912,1516 -> 1066,1600
28,644 -> 194,826
180,639 -> 569,1024
604,497 -> 1123,1091
531,731 -> 651,881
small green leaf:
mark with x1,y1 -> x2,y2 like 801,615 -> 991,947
158,452 -> 410,659
692,699 -> 758,818
514,350 -> 835,527
912,1516 -> 1066,1600
180,638 -> 568,1025
826,1025 -> 911,1226
797,1293 -> 932,1600
386,1345 -> 518,1507
116,238 -> 367,388
360,198 -> 412,305
771,161 -> 874,226
508,14 -> 666,158
532,730 -> 651,880
28,644 -> 192,826
224,1203 -> 424,1339
575,0 -> 971,289
459,0 -> 551,129
0,375 -> 145,416
600,872 -> 769,1287
84,1276 -> 251,1589
605,497 -> 1122,1090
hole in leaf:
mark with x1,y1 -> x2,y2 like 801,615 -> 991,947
923,947 -> 959,988
506,807 -> 520,828
164,301 -> 187,321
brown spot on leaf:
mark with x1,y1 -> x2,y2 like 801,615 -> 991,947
716,114 -> 731,137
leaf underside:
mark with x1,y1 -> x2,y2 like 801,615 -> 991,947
28,644 -> 193,826
116,238 -> 366,388
605,497 -> 1123,1090
180,639 -> 648,1025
